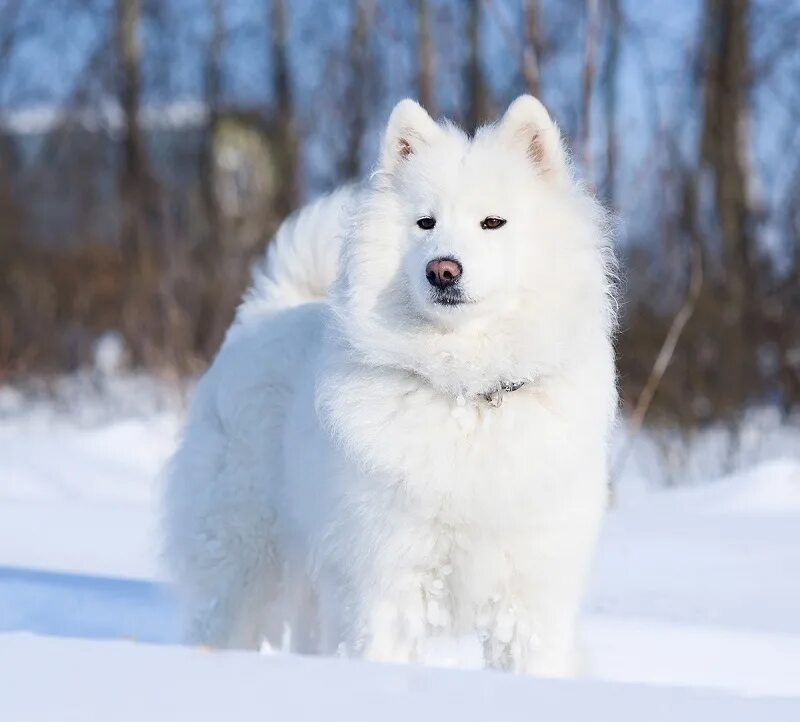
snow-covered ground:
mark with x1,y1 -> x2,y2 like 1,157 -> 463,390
1,376 -> 800,719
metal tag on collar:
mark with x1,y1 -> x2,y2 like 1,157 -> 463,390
483,386 -> 503,409
485,388 -> 504,407
483,380 -> 525,408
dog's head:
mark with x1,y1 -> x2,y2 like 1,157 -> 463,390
333,96 -> 614,397
379,96 -> 574,325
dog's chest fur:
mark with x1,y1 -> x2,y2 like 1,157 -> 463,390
314,359 -> 597,534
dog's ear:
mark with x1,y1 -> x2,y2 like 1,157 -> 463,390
497,95 -> 570,187
379,99 -> 441,173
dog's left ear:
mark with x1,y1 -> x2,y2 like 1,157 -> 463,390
497,95 -> 570,187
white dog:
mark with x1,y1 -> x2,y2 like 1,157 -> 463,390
163,96 -> 617,676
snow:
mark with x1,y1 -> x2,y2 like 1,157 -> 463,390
0,100 -> 208,136
1,377 -> 800,719
589,466 -> 800,636
3,634 -> 800,722
586,617 -> 800,698
0,377 -> 179,578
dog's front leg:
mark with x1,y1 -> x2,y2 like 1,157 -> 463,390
475,593 -> 537,673
357,573 -> 453,663
474,548 -> 590,677
357,585 -> 428,663
347,547 -> 454,663
475,589 -> 581,676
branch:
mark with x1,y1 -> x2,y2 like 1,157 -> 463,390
611,177 -> 704,487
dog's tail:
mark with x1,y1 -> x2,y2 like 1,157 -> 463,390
236,184 -> 359,323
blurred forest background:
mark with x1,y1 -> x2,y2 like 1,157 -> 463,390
0,0 -> 798,431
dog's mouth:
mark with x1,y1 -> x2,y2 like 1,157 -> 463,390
430,287 -> 471,307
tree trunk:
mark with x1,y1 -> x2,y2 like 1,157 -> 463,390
202,0 -> 224,249
116,0 -> 150,259
696,0 -> 757,421
417,0 -> 436,115
0,0 -> 23,253
521,0 -> 542,98
464,0 -> 489,134
339,0 -> 374,181
602,0 -> 620,205
699,0 -> 754,300
270,0 -> 298,215
193,0 -> 227,360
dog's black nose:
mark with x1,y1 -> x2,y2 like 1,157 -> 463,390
426,258 -> 462,289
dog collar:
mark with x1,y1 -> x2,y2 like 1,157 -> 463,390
481,380 -> 526,408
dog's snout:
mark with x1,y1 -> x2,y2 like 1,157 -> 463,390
425,258 -> 462,289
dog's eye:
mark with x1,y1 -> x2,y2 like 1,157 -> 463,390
480,216 -> 506,230
417,216 -> 436,230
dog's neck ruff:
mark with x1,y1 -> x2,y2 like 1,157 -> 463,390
480,380 -> 526,408
406,365 -> 527,408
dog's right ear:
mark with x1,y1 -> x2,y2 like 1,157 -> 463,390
379,99 -> 440,173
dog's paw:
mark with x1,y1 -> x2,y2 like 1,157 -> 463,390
421,564 -> 454,630
475,595 -> 540,673
355,565 -> 455,663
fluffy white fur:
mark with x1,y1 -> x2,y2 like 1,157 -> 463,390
163,96 -> 617,676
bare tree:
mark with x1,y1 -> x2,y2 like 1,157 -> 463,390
115,0 -> 152,259
202,0 -> 224,246
417,0 -> 436,115
521,0 -> 542,98
0,0 -> 24,217
464,0 -> 489,133
188,0 -> 228,359
338,0 -> 375,180
602,0 -> 620,205
697,0 -> 758,416
699,0 -> 755,303
270,0 -> 298,215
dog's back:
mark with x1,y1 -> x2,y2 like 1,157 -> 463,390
235,184 -> 358,323
162,187 -> 356,649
